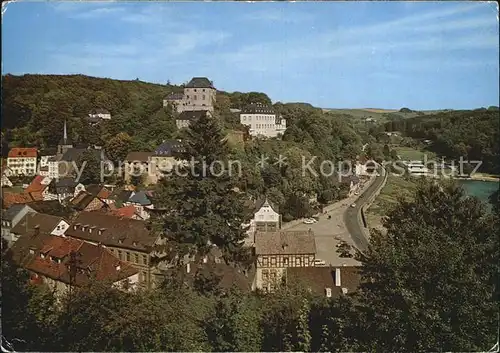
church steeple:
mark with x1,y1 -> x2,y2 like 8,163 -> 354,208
63,119 -> 67,144
58,119 -> 73,155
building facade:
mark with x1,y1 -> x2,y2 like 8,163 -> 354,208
163,77 -> 216,113
240,103 -> 287,138
254,230 -> 316,292
65,212 -> 168,289
7,148 -> 38,176
244,197 -> 282,246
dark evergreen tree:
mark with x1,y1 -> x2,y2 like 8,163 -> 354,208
152,114 -> 251,265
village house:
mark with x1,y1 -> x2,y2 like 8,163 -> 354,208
24,200 -> 75,219
287,265 -> 361,298
70,190 -> 110,212
254,230 -> 317,292
176,110 -> 209,129
107,205 -> 144,220
240,103 -> 287,138
25,175 -> 52,201
88,108 -> 111,120
10,231 -> 139,296
64,212 -> 168,289
355,156 -> 377,177
149,139 -> 186,183
7,148 -> 38,176
46,177 -> 85,202
163,77 -> 216,113
243,197 -> 282,247
1,163 -> 13,187
123,152 -> 154,184
1,204 -> 36,246
1,191 -> 35,210
163,246 -> 255,293
123,190 -> 154,220
9,212 -> 70,247
38,148 -> 57,177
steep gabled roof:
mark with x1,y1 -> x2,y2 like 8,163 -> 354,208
254,197 -> 279,213
11,212 -> 66,236
287,266 -> 361,297
70,191 -> 107,211
10,232 -> 138,287
127,191 -> 151,206
255,230 -> 316,255
2,204 -> 32,221
2,192 -> 34,209
8,148 -> 37,158
65,211 -> 158,252
185,77 -> 214,89
124,152 -> 153,163
154,140 -> 186,156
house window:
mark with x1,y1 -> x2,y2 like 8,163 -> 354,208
126,252 -> 131,262
134,254 -> 139,263
118,250 -> 122,260
262,256 -> 269,266
296,257 -> 302,266
202,95 -> 206,100
142,255 -> 147,265
193,95 -> 197,100
262,270 -> 269,280
270,270 -> 277,278
270,257 -> 276,266
283,257 -> 289,266
325,287 -> 332,298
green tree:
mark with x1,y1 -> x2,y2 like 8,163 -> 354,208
356,180 -> 499,351
76,149 -> 102,184
105,132 -> 132,162
152,114 -> 251,264
204,290 -> 263,351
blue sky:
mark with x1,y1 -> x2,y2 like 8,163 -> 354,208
2,1 -> 499,110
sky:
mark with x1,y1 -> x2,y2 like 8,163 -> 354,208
2,1 -> 499,110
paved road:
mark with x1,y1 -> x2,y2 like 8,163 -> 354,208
343,168 -> 387,252
287,179 -> 376,267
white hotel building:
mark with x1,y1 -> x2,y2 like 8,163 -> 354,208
240,103 -> 286,138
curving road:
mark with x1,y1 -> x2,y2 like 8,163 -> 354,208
343,168 -> 387,252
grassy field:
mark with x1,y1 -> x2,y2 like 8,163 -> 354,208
393,146 -> 435,161
365,174 -> 419,229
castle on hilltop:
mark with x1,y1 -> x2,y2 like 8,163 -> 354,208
163,77 -> 216,114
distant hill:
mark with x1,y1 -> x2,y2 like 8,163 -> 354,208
1,74 -> 272,153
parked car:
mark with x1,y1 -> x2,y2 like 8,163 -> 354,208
314,258 -> 327,266
350,203 -> 356,208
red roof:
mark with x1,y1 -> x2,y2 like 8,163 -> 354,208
11,233 -> 138,287
8,148 -> 38,158
25,175 -> 49,194
109,205 -> 137,219
2,192 -> 34,209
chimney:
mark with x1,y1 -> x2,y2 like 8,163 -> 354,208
33,225 -> 40,237
335,268 -> 341,287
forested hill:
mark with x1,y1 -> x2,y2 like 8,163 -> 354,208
382,109 -> 500,174
0,74 -> 273,153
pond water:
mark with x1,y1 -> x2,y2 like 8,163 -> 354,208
458,180 -> 498,210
